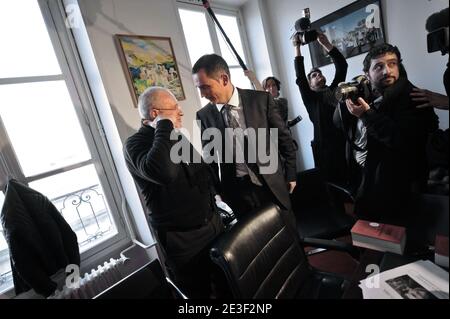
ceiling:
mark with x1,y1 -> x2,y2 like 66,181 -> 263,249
212,0 -> 249,8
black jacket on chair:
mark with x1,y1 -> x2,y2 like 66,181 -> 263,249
1,179 -> 80,297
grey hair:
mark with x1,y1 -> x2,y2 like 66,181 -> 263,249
137,86 -> 176,119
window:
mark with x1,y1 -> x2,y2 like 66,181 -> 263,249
178,3 -> 252,105
0,0 -> 129,294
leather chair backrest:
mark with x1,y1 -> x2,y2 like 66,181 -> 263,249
210,203 -> 312,298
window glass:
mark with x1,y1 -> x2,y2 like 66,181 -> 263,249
0,81 -> 92,177
216,14 -> 247,66
0,0 -> 61,78
178,9 -> 215,65
230,67 -> 252,90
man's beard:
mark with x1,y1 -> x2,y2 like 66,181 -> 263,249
375,76 -> 396,92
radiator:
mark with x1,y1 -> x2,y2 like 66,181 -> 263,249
48,256 -> 127,299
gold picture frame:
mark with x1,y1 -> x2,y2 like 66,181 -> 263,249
115,34 -> 186,106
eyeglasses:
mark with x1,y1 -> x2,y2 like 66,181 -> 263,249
153,106 -> 180,112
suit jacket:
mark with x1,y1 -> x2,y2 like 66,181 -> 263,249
196,88 -> 297,211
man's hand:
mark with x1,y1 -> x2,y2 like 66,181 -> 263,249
150,113 -> 178,129
288,181 -> 296,194
292,34 -> 302,57
317,33 -> 333,52
244,70 -> 264,91
410,88 -> 449,110
292,33 -> 301,47
346,97 -> 370,118
244,70 -> 257,82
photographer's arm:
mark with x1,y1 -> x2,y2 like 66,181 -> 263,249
348,97 -> 438,150
316,33 -> 348,91
244,69 -> 264,91
293,36 -> 316,108
317,33 -> 333,52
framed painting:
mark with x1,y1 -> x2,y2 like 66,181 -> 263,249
115,34 -> 186,106
308,0 -> 386,68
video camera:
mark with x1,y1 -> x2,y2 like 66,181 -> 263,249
426,8 -> 449,55
335,75 -> 372,103
293,8 -> 318,45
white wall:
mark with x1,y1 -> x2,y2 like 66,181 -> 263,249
259,0 -> 449,171
242,0 -> 273,81
77,0 -> 202,144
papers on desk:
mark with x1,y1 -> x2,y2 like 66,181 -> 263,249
359,260 -> 449,299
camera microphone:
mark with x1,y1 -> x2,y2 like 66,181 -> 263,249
293,8 -> 318,45
295,17 -> 311,32
426,7 -> 448,32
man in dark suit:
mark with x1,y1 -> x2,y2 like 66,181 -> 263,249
123,87 -> 224,298
192,54 -> 297,225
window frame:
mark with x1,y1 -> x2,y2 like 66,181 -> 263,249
0,0 -> 133,294
176,1 -> 254,85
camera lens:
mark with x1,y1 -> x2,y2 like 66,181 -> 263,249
336,84 -> 358,102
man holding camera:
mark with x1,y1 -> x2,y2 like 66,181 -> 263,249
293,32 -> 348,185
335,44 -> 439,223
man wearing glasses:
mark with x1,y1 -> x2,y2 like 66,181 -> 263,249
293,32 -> 348,185
124,87 -> 225,298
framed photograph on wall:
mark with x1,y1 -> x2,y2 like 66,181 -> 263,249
308,0 -> 386,68
115,34 -> 186,106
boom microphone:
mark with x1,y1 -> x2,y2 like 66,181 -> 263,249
201,0 -> 248,70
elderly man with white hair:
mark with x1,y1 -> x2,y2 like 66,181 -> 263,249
123,87 -> 225,298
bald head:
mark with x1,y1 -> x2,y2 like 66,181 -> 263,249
138,87 -> 177,120
137,86 -> 183,128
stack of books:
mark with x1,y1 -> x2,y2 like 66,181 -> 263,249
351,220 -> 406,255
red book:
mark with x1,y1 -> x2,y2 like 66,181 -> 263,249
435,235 -> 449,268
351,220 -> 406,255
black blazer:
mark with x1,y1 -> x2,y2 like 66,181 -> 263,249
196,88 -> 297,210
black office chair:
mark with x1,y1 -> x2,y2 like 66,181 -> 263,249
209,203 -> 349,299
291,169 -> 357,253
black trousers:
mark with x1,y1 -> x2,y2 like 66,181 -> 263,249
227,175 -> 297,234
156,213 -> 229,298
228,175 -> 275,219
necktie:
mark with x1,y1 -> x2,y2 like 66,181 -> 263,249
221,105 -> 262,186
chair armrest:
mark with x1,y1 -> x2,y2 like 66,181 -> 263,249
326,182 -> 355,203
302,237 -> 359,258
